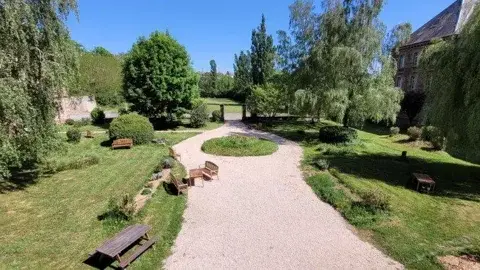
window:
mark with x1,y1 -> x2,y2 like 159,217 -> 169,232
399,55 -> 405,68
413,52 -> 419,66
410,75 -> 416,90
395,76 -> 403,88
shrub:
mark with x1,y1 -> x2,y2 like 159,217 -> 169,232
118,107 -> 129,115
389,127 -> 400,136
162,157 -> 176,169
314,159 -> 330,171
105,194 -> 136,221
407,126 -> 422,141
190,100 -> 209,128
109,113 -> 154,144
66,128 -> 81,143
211,110 -> 222,122
141,188 -> 152,195
90,108 -> 106,124
360,190 -> 390,211
41,155 -> 100,174
73,118 -> 91,127
319,126 -> 358,144
431,136 -> 446,150
421,126 -> 440,141
65,119 -> 75,125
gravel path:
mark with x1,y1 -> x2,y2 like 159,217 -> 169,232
164,121 -> 403,269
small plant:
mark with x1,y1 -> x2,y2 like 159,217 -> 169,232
314,159 -> 330,171
360,190 -> 390,212
421,126 -> 440,141
66,128 -> 81,143
389,127 -> 400,136
105,194 -> 136,221
319,126 -> 358,144
431,135 -> 446,150
91,108 -> 106,124
65,119 -> 75,125
407,126 -> 422,141
141,188 -> 152,195
190,100 -> 209,128
211,110 -> 222,122
162,157 -> 176,169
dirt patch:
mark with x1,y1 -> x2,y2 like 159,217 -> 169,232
439,255 -> 480,270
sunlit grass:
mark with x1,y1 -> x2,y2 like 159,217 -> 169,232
201,135 -> 278,156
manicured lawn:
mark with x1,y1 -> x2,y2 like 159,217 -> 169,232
260,120 -> 480,269
202,98 -> 243,114
0,132 -> 198,269
201,135 -> 278,156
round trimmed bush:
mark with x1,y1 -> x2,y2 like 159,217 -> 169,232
319,126 -> 358,144
109,114 -> 154,144
91,108 -> 106,124
201,135 -> 278,156
66,128 -> 81,143
211,110 -> 222,122
407,126 -> 422,141
421,126 -> 440,141
390,127 -> 400,136
431,136 -> 446,150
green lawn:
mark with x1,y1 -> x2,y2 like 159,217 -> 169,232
0,132 -> 198,269
202,98 -> 243,114
201,135 -> 278,156
260,120 -> 480,269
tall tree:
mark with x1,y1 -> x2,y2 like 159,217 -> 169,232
383,23 -> 413,56
123,32 -> 199,118
209,59 -> 218,92
0,0 -> 78,178
250,14 -> 275,85
91,46 -> 114,57
233,51 -> 253,101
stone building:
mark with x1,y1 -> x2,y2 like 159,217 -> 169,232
395,0 -> 478,126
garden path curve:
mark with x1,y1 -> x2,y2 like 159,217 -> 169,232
164,121 -> 402,269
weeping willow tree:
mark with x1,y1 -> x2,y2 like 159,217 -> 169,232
0,0 -> 78,178
420,6 -> 480,162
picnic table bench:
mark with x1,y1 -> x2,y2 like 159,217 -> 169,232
112,138 -> 133,150
411,173 -> 436,193
92,224 -> 157,269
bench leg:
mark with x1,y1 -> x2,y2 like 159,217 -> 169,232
116,255 -> 124,269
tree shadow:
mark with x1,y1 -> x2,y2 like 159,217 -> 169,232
317,151 -> 480,202
359,121 -> 391,136
0,169 -> 39,194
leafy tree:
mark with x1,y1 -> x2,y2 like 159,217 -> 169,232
292,90 -> 323,122
0,0 -> 78,178
246,83 -> 284,117
209,59 -> 218,92
383,23 -> 413,56
419,6 -> 480,161
251,14 -> 275,85
233,51 -> 253,101
122,31 -> 199,118
91,46 -> 114,57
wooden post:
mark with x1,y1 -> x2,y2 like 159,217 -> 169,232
242,104 -> 247,121
220,104 -> 225,122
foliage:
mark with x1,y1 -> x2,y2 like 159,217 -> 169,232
105,194 -> 136,221
74,52 -> 124,106
41,154 -> 99,174
91,46 -> 114,57
419,7 -> 480,161
123,31 -> 199,118
90,108 -> 105,124
401,91 -> 425,124
292,89 -> 322,120
307,174 -> 351,212
109,114 -> 154,144
251,14 -> 276,85
198,70 -> 234,98
211,110 -> 223,122
431,136 -> 446,151
421,126 -> 441,141
73,118 -> 91,127
319,126 -> 358,144
141,188 -> 152,195
66,129 -> 81,143
233,51 -> 253,101
190,100 -> 209,128
383,23 -> 413,56
201,135 -> 278,156
407,126 -> 422,141
65,119 -> 75,126
118,107 -> 129,115
162,157 -> 176,169
359,190 -> 390,211
314,159 -> 330,171
390,127 -> 400,136
0,0 -> 78,178
246,83 -> 284,117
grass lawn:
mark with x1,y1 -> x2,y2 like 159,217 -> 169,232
260,120 -> 480,269
0,132 -> 199,269
201,135 -> 278,156
202,98 -> 243,114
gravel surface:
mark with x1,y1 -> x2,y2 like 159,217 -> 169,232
164,121 -> 403,269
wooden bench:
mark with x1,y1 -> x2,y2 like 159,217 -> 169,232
112,138 -> 133,150
92,224 -> 157,269
199,161 -> 219,180
170,172 -> 188,195
169,147 -> 181,161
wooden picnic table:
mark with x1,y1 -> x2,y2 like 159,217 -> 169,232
412,173 -> 436,193
94,224 -> 157,269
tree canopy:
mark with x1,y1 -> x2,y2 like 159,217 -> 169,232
233,51 -> 253,101
0,0 -> 78,178
250,14 -> 276,85
122,31 -> 199,118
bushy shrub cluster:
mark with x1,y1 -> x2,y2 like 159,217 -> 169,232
104,194 -> 136,221
109,114 -> 154,144
66,128 -> 81,143
389,127 -> 400,136
314,159 -> 330,171
360,190 -> 390,211
211,110 -> 222,122
407,126 -> 422,141
319,126 -> 358,143
162,157 -> 176,169
90,108 -> 106,124
190,101 -> 209,128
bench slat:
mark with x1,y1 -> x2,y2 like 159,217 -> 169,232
119,236 -> 158,269
96,224 -> 150,258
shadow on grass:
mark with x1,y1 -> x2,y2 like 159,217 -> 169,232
319,152 -> 480,202
0,169 -> 39,194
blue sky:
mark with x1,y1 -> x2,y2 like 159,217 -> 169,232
68,0 -> 455,73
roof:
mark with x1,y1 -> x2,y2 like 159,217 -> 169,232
406,0 -> 479,46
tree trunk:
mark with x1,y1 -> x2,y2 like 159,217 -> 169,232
343,107 -> 350,127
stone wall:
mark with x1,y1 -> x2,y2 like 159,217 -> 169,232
56,96 -> 97,123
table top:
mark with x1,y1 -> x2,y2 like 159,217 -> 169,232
413,173 -> 435,183
189,168 -> 204,176
96,224 -> 150,257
